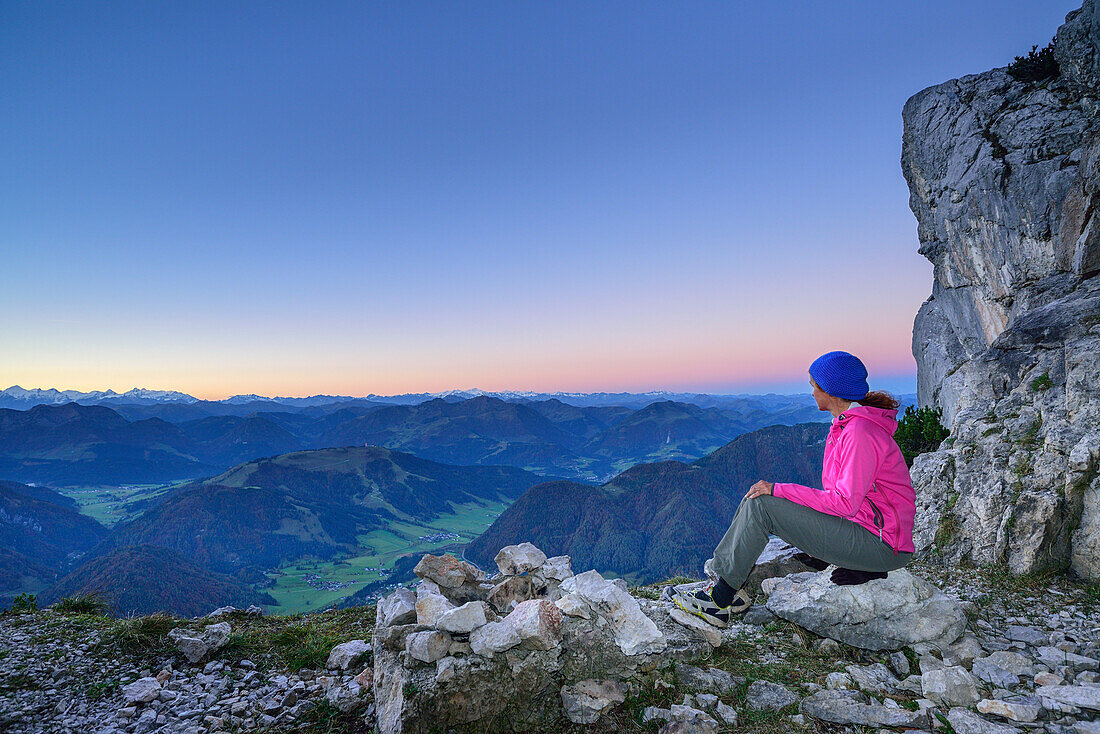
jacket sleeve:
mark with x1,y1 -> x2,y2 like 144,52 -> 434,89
772,427 -> 879,518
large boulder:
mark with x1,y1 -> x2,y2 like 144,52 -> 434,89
743,538 -> 817,593
763,569 -> 966,650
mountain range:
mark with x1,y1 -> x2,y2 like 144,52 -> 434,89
97,445 -> 542,576
0,384 -> 883,411
1,419 -> 837,614
0,393 -> 845,485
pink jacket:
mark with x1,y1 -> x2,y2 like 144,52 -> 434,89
773,405 -> 916,554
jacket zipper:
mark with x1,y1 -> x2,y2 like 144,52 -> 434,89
866,483 -> 896,555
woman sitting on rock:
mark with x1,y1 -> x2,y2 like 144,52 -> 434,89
675,350 -> 917,628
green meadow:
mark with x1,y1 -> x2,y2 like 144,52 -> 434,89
53,482 -> 184,527
263,498 -> 510,614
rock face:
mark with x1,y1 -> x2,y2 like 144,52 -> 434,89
763,569 -> 967,650
903,0 -> 1100,579
372,547 -> 713,733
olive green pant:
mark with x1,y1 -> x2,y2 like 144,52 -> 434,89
712,494 -> 913,588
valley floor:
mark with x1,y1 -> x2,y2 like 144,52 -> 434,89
1,562 -> 1098,733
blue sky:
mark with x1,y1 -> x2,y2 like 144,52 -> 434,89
0,1 -> 1073,398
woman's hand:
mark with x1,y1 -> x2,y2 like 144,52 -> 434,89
746,480 -> 774,499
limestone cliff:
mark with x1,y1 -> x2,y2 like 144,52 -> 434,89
904,1 -> 1100,579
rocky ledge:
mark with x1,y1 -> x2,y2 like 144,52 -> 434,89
2,541 -> 1098,733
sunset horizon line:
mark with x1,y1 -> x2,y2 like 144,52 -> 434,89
3,374 -> 918,404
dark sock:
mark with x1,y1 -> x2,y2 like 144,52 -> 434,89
830,568 -> 888,586
709,578 -> 737,608
794,552 -> 830,571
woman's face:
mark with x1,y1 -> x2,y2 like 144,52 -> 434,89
809,376 -> 828,410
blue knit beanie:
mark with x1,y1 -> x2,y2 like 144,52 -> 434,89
809,351 -> 869,401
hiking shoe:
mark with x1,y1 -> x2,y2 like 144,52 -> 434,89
673,585 -> 751,628
830,568 -> 888,586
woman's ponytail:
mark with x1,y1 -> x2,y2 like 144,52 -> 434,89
857,391 -> 900,410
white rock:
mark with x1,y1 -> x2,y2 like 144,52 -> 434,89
502,599 -> 563,650
554,593 -> 591,619
415,580 -> 455,626
669,703 -> 719,729
122,677 -> 161,704
715,700 -> 738,726
976,697 -> 1040,723
540,555 -> 573,581
1036,646 -> 1100,672
746,680 -> 799,710
972,659 -> 1019,689
765,569 -> 966,650
405,630 -> 451,664
922,666 -> 980,707
946,707 -> 1024,734
572,570 -> 666,656
1074,720 -> 1100,734
469,620 -> 521,656
667,604 -> 722,648
413,553 -> 485,589
845,663 -> 900,694
494,542 -> 547,576
325,640 -> 371,671
898,674 -> 924,693
167,622 -> 231,664
436,601 -> 488,634
800,689 -> 925,728
206,606 -> 239,618
378,587 -> 416,627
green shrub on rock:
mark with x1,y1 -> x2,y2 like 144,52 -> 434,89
1007,38 -> 1059,82
894,406 -> 950,467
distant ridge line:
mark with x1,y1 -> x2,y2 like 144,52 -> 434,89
1,385 -> 903,411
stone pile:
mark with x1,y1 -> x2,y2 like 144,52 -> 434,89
372,542 -> 720,733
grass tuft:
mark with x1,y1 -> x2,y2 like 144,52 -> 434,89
53,592 -> 111,615
101,612 -> 181,656
216,606 -> 375,672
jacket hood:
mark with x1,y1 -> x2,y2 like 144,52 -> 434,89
834,404 -> 898,437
